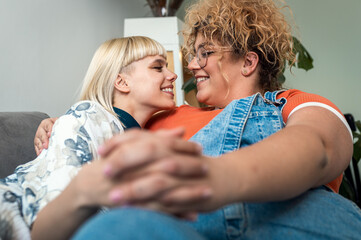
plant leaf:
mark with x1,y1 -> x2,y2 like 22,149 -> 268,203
354,138 -> 361,164
355,120 -> 361,132
292,37 -> 314,71
339,176 -> 356,202
182,77 -> 197,93
277,73 -> 286,84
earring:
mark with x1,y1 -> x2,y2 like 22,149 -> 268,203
242,69 -> 248,75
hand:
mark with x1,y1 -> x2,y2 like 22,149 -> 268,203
99,127 -> 204,178
98,128 -> 226,215
34,117 -> 58,155
69,159 -> 122,208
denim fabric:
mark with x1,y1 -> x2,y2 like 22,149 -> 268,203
72,92 -> 361,239
187,91 -> 361,239
189,91 -> 285,157
72,208 -> 207,240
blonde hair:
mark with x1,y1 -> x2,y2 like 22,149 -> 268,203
183,0 -> 296,92
79,36 -> 167,115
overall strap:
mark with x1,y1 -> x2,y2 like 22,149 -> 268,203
264,90 -> 287,114
190,94 -> 259,157
190,92 -> 286,234
189,91 -> 286,157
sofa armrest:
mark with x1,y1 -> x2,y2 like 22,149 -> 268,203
0,112 -> 50,178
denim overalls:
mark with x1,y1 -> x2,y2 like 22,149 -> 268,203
72,92 -> 361,240
187,91 -> 361,239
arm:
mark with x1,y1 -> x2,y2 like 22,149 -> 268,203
99,106 -> 352,212
30,102 -> 121,239
31,127 -> 206,240
211,106 -> 352,203
31,160 -> 110,240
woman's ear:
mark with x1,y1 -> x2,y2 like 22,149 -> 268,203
241,52 -> 259,77
114,74 -> 130,93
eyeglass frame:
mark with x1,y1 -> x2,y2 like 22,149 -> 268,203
190,46 -> 234,69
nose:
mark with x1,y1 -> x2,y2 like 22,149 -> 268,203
187,56 -> 201,71
166,69 -> 177,83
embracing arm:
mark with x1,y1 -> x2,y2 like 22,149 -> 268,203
31,128 -> 206,240
212,106 -> 352,203
33,106 -> 353,212
31,169 -> 98,240
98,106 -> 352,213
31,159 -> 123,240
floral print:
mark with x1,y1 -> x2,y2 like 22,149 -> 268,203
0,101 -> 123,240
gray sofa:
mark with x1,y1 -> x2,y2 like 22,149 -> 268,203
0,112 -> 49,178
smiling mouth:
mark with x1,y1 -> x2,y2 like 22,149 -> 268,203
196,77 -> 209,84
161,87 -> 173,94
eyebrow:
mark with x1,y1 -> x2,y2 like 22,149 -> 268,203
151,58 -> 168,67
194,42 -> 215,52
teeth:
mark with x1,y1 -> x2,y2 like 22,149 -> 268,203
161,88 -> 173,93
197,77 -> 208,83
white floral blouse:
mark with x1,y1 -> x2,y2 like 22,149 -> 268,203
0,101 -> 124,240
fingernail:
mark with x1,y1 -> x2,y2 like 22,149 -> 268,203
163,161 -> 177,173
202,164 -> 208,173
121,203 -> 131,208
97,145 -> 105,155
109,190 -> 123,203
196,143 -> 203,153
203,188 -> 213,198
103,164 -> 113,177
188,213 -> 198,221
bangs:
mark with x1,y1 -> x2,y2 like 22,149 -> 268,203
122,36 -> 167,68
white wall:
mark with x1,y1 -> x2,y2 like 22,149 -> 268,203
282,0 -> 361,121
179,0 -> 361,121
0,0 -> 150,117
1,0 -> 360,122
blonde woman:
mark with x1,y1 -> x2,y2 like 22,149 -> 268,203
0,36 -> 204,240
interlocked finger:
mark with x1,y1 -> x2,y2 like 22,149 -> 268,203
108,173 -> 179,204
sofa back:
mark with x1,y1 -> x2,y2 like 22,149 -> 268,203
0,112 -> 49,178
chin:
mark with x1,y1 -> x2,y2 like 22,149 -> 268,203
196,92 -> 210,106
163,101 -> 176,109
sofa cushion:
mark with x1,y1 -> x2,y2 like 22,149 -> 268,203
0,112 -> 49,178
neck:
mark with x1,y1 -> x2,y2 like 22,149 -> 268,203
214,82 -> 263,109
113,101 -> 155,128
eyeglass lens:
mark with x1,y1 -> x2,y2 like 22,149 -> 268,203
196,47 -> 207,68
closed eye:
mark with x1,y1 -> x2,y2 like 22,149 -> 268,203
153,66 -> 163,72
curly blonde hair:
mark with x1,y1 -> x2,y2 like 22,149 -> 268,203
182,0 -> 296,92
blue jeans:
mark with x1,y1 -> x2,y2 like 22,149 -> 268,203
73,190 -> 361,240
73,92 -> 361,239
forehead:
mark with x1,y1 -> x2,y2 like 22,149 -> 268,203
194,33 -> 205,47
194,33 -> 222,50
135,55 -> 166,65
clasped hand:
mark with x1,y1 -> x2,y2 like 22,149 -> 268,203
72,128 -> 220,219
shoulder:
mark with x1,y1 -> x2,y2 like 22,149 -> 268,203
277,89 -> 342,122
58,100 -> 123,134
66,101 -> 109,117
64,101 -> 119,123
278,89 -> 352,138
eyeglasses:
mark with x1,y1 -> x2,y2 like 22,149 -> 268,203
190,46 -> 233,69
